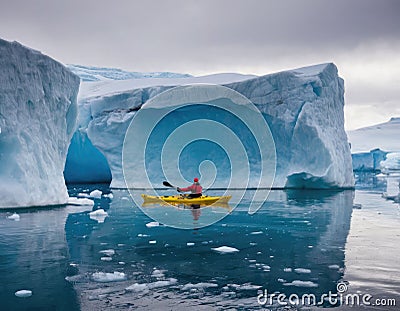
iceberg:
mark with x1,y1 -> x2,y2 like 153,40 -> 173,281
347,117 -> 400,153
348,118 -> 400,171
352,148 -> 387,172
66,63 -> 353,189
380,153 -> 400,173
0,39 -> 80,208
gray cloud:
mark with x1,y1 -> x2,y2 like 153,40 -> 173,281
0,0 -> 399,129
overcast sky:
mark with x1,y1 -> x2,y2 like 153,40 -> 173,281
1,0 -> 399,130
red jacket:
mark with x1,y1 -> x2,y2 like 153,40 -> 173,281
179,182 -> 202,194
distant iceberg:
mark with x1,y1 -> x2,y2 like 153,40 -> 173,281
67,64 -> 193,82
380,153 -> 400,173
348,117 -> 400,172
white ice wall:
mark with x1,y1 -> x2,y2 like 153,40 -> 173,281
0,39 -> 80,208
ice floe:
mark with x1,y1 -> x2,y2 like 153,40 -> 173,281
89,189 -> 102,198
181,282 -> 219,291
145,221 -> 160,228
99,249 -> 115,256
92,271 -> 126,282
283,280 -> 318,288
7,213 -> 20,221
15,290 -> 32,298
67,197 -> 94,206
211,246 -> 239,253
294,268 -> 311,274
125,278 -> 177,292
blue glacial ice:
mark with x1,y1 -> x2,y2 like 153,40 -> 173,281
0,39 -> 80,208
67,63 -> 353,189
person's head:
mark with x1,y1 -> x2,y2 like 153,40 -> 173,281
194,177 -> 199,183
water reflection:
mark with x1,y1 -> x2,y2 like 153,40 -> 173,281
0,205 -> 93,311
64,188 -> 354,309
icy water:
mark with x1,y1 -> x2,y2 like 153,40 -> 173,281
1,175 -> 399,310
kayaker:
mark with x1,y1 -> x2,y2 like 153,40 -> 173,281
177,178 -> 203,198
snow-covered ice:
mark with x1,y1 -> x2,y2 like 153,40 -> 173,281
92,271 -> 126,282
347,117 -> 400,153
15,290 -> 32,298
211,246 -> 240,253
0,39 -> 79,208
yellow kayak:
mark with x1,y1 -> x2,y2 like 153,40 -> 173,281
141,194 -> 231,205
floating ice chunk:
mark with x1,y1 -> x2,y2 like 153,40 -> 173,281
89,189 -> 102,198
151,269 -> 165,278
126,278 -> 177,292
146,221 -> 160,228
278,278 -> 286,283
187,242 -> 195,246
328,264 -> 340,269
294,268 -> 311,274
89,209 -> 108,223
90,209 -> 108,216
118,262 -> 125,265
236,283 -> 262,290
103,193 -> 113,199
149,240 -> 157,244
283,280 -> 318,288
250,231 -> 263,235
15,290 -> 32,298
125,283 -> 149,292
77,193 -> 90,198
92,271 -> 126,282
284,268 -> 292,272
68,197 -> 94,206
181,282 -> 219,291
212,246 -> 239,253
137,234 -> 149,237
101,257 -> 112,261
149,279 -> 177,288
99,249 -> 115,256
7,213 -> 20,221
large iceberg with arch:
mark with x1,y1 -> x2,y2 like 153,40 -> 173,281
66,63 -> 354,189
